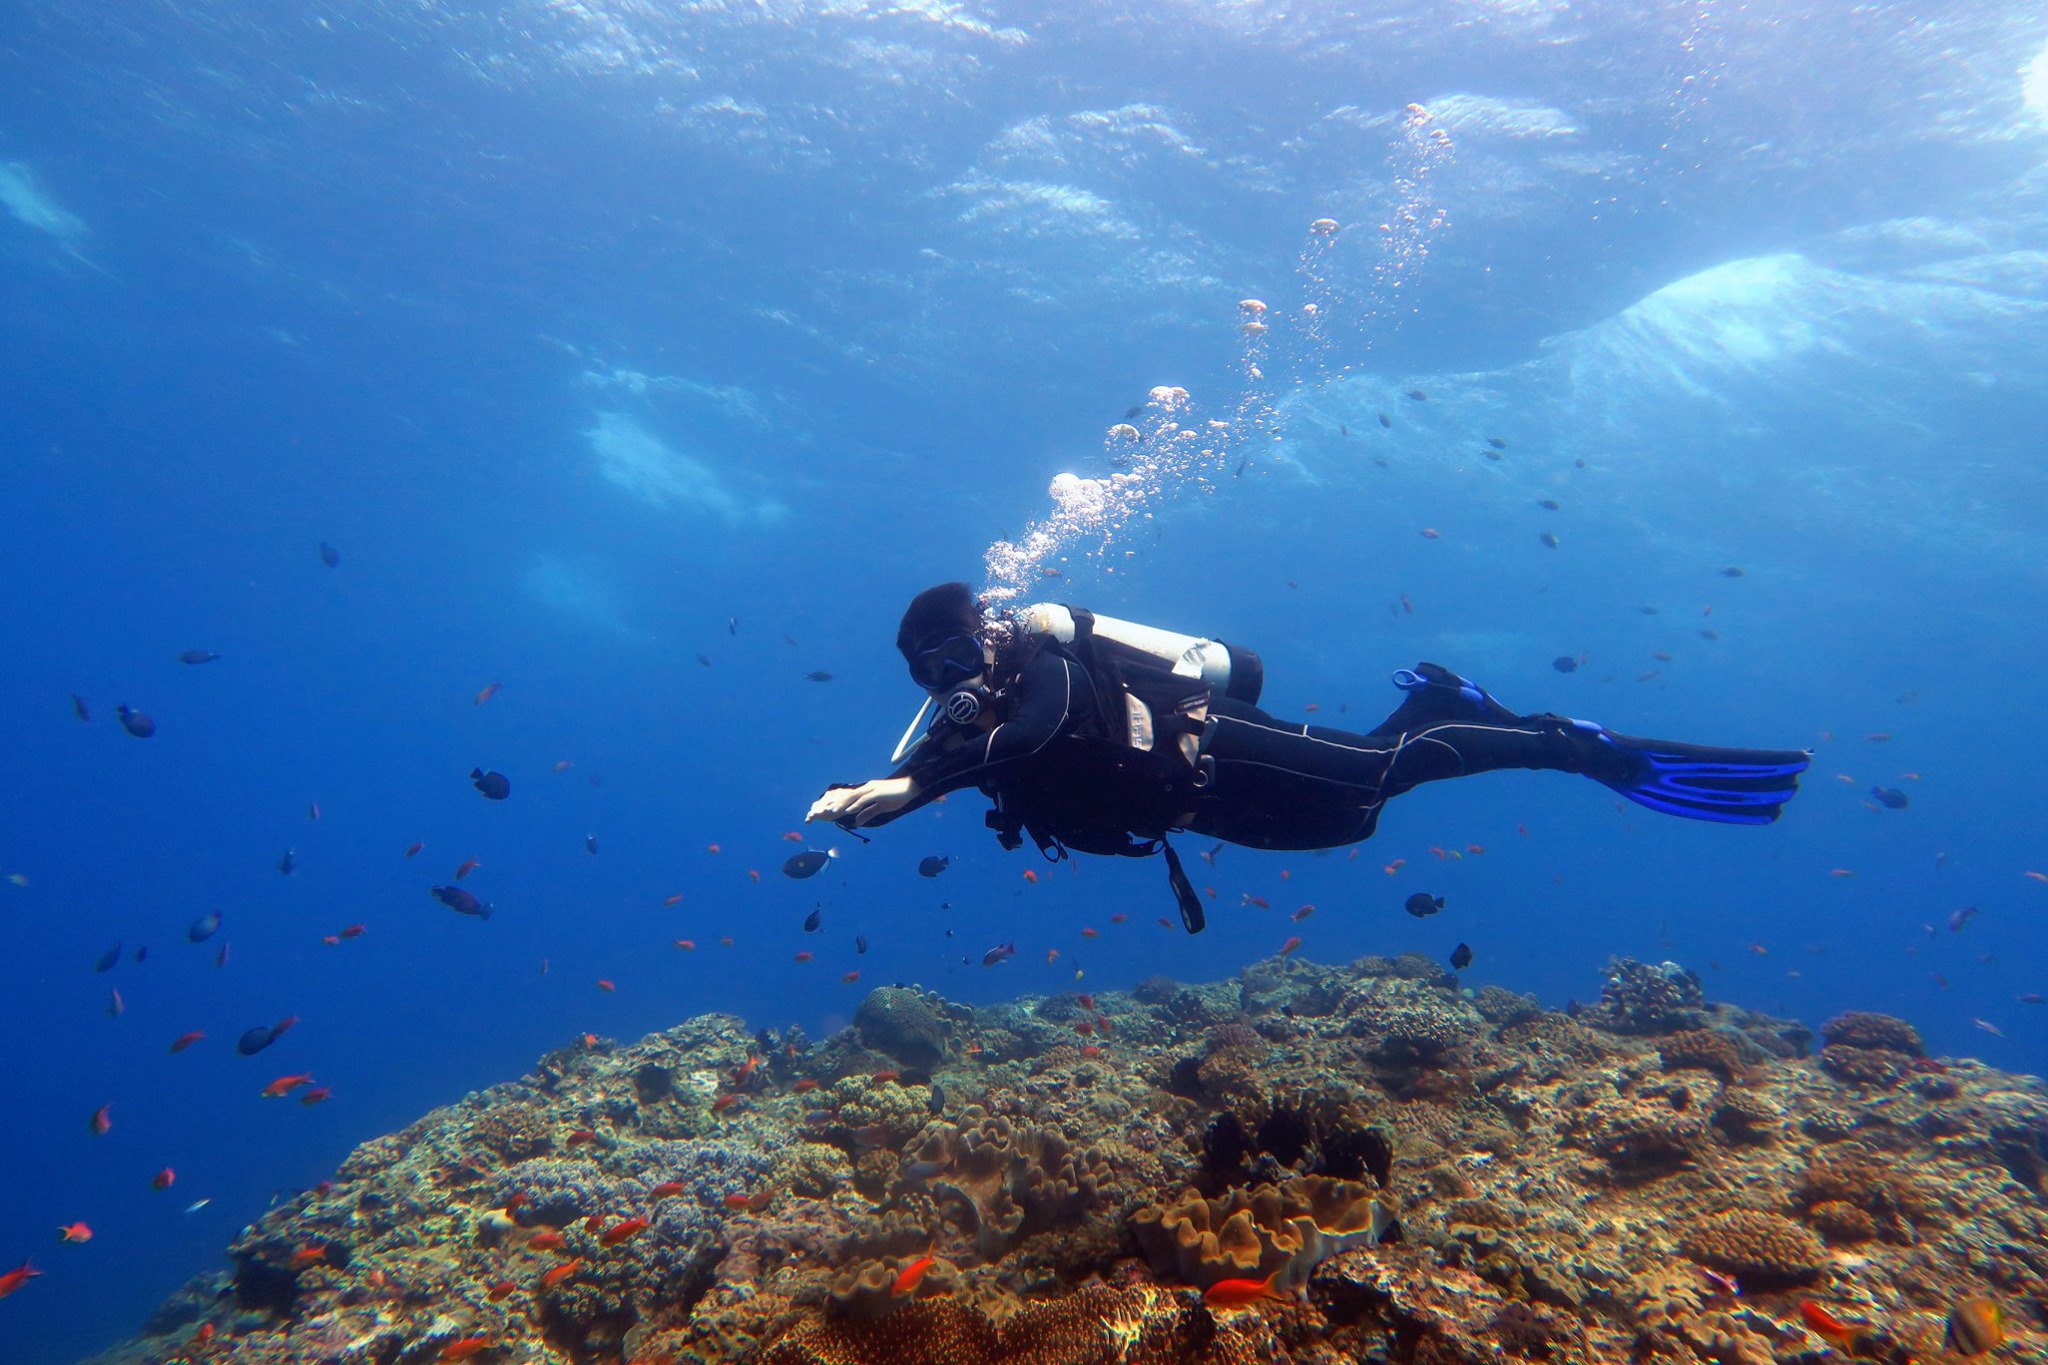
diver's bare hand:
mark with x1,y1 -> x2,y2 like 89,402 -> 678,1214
808,777 -> 916,827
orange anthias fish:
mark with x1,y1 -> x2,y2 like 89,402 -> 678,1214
404,841 -> 424,857
474,681 -> 501,706
723,1189 -> 773,1213
90,1105 -> 112,1136
300,1087 -> 332,1106
892,1254 -> 937,1297
0,1260 -> 43,1298
57,1222 -> 92,1244
170,1030 -> 206,1053
598,1217 -> 648,1247
290,1244 -> 328,1270
1799,1300 -> 1860,1343
650,1181 -> 686,1200
152,1168 -> 175,1190
455,857 -> 482,880
262,1073 -> 316,1098
1204,1269 -> 1283,1310
539,1260 -> 581,1289
1279,936 -> 1302,957
439,1338 -> 494,1362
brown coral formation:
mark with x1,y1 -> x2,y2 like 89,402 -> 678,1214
1679,1210 -> 1827,1287
82,965 -> 2048,1365
759,1284 -> 1261,1365
1131,1175 -> 1398,1289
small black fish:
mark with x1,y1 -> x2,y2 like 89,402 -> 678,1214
278,848 -> 296,875
186,911 -> 222,943
1871,786 -> 1910,810
855,934 -> 868,955
1538,532 -> 1560,549
802,907 -> 822,932
95,944 -> 121,974
134,946 -> 147,964
1638,606 -> 1660,616
697,654 -> 713,668
1449,942 -> 1473,970
804,671 -> 834,682
585,834 -> 598,854
1340,424 -> 1350,437
727,617 -> 738,636
70,694 -> 90,721
1405,892 -> 1445,918
215,942 -> 229,969
116,704 -> 156,739
236,1025 -> 278,1056
1482,448 -> 1503,461
470,768 -> 511,800
318,541 -> 340,568
1124,405 -> 1144,419
1486,437 -> 1507,450
177,650 -> 222,665
1377,413 -> 1392,428
918,856 -> 950,878
1552,656 -> 1579,674
1198,842 -> 1223,867
1719,566 -> 1746,578
783,849 -> 836,879
928,1083 -> 945,1112
1536,498 -> 1561,511
1404,389 -> 1428,401
431,885 -> 493,919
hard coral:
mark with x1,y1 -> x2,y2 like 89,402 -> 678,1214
1805,1200 -> 1878,1244
1679,1210 -> 1826,1287
854,987 -> 951,1069
1821,1011 -> 1925,1057
1585,957 -> 1705,1035
1658,1029 -> 1746,1080
1131,1175 -> 1398,1290
1794,1148 -> 1921,1242
1819,1045 -> 1909,1089
759,1284 -> 1260,1365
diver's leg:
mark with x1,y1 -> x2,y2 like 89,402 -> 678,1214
1362,667 -> 1812,824
1202,678 -> 1810,828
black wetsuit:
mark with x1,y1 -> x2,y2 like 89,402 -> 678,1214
871,648 -> 1618,855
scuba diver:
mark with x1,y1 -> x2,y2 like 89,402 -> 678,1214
805,582 -> 1810,933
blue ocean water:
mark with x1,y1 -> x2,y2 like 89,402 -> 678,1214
4,2 -> 2047,1359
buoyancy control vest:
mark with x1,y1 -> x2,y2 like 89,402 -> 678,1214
986,605 -> 1266,934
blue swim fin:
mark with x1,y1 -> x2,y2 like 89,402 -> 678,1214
1587,727 -> 1811,824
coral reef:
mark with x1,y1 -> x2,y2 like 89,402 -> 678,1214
83,960 -> 2048,1365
